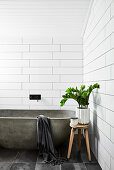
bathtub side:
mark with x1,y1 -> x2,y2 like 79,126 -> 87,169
50,118 -> 71,145
0,118 -> 37,149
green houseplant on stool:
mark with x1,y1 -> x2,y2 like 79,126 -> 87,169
60,83 -> 100,124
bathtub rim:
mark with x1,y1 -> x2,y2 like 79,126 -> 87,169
0,117 -> 72,120
0,109 -> 76,120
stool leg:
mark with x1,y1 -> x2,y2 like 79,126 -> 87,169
84,129 -> 91,161
78,129 -> 81,151
67,128 -> 75,159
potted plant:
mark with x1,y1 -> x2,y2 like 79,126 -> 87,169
60,83 -> 100,124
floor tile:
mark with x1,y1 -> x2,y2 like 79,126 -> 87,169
61,163 -> 87,170
0,149 -> 18,163
35,163 -> 60,170
0,162 -> 12,170
79,137 -> 97,163
0,135 -> 102,170
66,135 -> 97,163
58,138 -> 82,163
10,163 -> 36,170
36,155 -> 45,164
15,150 -> 38,163
81,151 -> 97,163
85,163 -> 102,170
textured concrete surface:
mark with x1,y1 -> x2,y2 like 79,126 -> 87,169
0,110 -> 75,148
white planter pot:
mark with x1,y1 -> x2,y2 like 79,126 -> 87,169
70,117 -> 78,126
76,107 -> 90,124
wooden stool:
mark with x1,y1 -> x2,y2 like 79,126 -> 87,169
67,123 -> 91,161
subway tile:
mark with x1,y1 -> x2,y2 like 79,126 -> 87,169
30,75 -> 60,82
105,18 -> 114,38
23,52 -> 52,59
97,152 -> 109,170
22,83 -> 52,90
23,36 -> 52,44
111,33 -> 114,49
95,124 -> 114,160
53,52 -> 82,59
61,45 -> 82,52
90,102 -> 106,121
30,105 -> 60,110
0,83 -> 21,89
106,95 -> 114,111
0,105 -> 29,109
30,60 -> 60,67
84,67 -> 111,81
0,53 -> 22,59
30,90 -> 60,97
0,68 -> 22,74
23,68 -> 52,74
86,55 -> 105,73
0,45 -> 29,52
106,80 -> 114,95
110,65 -> 114,79
106,109 -> 114,127
0,75 -> 29,82
53,83 -> 81,90
0,98 -> 22,105
105,36 -> 111,52
90,93 -> 106,108
30,45 -> 60,52
111,126 -> 114,143
53,36 -> 82,44
111,1 -> 114,18
23,98 -> 52,106
106,49 -> 114,66
98,142 -> 111,168
93,80 -> 105,94
97,116 -> 110,139
60,60 -> 82,67
53,68 -> 82,74
0,90 -> 29,98
0,36 -> 22,44
60,75 -> 82,82
0,60 -> 29,68
105,0 -> 112,9
111,157 -> 114,170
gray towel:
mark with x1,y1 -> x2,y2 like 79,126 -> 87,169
37,115 -> 67,165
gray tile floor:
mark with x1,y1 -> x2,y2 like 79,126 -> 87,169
0,135 -> 102,170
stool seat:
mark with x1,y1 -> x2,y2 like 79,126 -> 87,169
67,123 -> 91,161
70,123 -> 89,129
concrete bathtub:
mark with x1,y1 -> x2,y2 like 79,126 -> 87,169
0,110 -> 75,149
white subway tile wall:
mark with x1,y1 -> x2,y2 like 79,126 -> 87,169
0,0 -> 89,109
0,36 -> 83,110
0,0 -> 90,37
83,0 -> 114,170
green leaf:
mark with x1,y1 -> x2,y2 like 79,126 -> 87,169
60,83 -> 100,108
80,85 -> 85,91
82,92 -> 87,98
76,86 -> 79,92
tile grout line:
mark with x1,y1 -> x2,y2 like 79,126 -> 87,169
9,152 -> 20,169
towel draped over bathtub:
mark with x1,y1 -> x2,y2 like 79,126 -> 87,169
37,115 -> 57,164
37,115 -> 66,165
